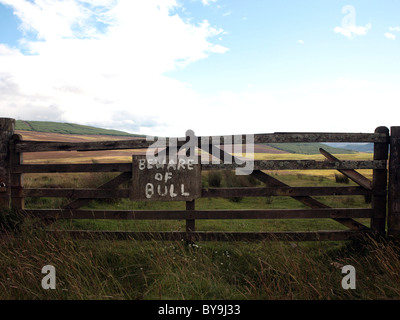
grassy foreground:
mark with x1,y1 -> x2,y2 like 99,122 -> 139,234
1,227 -> 400,300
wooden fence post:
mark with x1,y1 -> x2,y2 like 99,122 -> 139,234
371,126 -> 389,235
10,134 -> 24,210
0,118 -> 15,211
186,200 -> 195,243
388,126 -> 400,237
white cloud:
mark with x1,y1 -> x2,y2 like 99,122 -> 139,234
201,0 -> 217,6
0,0 -> 228,135
334,23 -> 371,39
297,40 -> 304,45
0,0 -> 108,41
184,77 -> 400,136
1,1 -> 398,137
389,26 -> 400,32
384,26 -> 400,40
384,32 -> 396,40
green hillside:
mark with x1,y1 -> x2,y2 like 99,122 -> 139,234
325,142 -> 373,153
16,120 -> 144,137
266,143 -> 355,154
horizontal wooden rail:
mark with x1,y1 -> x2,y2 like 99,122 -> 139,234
15,139 -> 153,153
20,188 -> 130,198
24,208 -> 378,220
15,132 -> 387,153
46,230 -> 374,241
19,186 -> 375,198
203,160 -> 385,170
11,163 -> 132,173
202,186 -> 376,197
11,160 -> 385,173
254,132 -> 387,143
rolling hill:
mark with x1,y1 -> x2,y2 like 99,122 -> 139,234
266,143 -> 356,155
15,120 -> 360,155
16,120 -> 144,137
323,142 -> 374,153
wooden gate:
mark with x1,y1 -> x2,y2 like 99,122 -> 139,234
1,117 -> 400,241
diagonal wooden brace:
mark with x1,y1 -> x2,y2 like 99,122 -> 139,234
319,148 -> 372,190
204,144 -> 369,231
65,172 -> 132,209
250,170 -> 369,231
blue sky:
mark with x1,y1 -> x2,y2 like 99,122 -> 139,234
0,0 -> 399,136
170,0 -> 400,93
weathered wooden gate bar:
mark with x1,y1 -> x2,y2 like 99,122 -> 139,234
12,163 -> 132,173
14,132 -> 386,153
15,139 -> 153,153
202,186 -> 375,197
12,159 -> 385,174
254,132 -> 387,143
20,186 -> 375,198
21,188 -> 130,198
202,160 -> 385,170
24,208 -> 377,220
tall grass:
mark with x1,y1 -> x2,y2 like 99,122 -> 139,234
1,227 -> 400,299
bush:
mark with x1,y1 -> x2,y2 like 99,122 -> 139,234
208,171 -> 222,188
223,171 -> 260,188
222,171 -> 260,203
364,194 -> 372,204
0,209 -> 24,233
335,173 -> 349,184
229,196 -> 243,203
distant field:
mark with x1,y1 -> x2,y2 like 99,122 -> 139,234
15,130 -> 287,164
15,120 -> 360,155
253,151 -> 373,180
16,130 -> 368,171
16,130 -> 142,142
267,142 -> 355,155
15,130 -> 147,164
